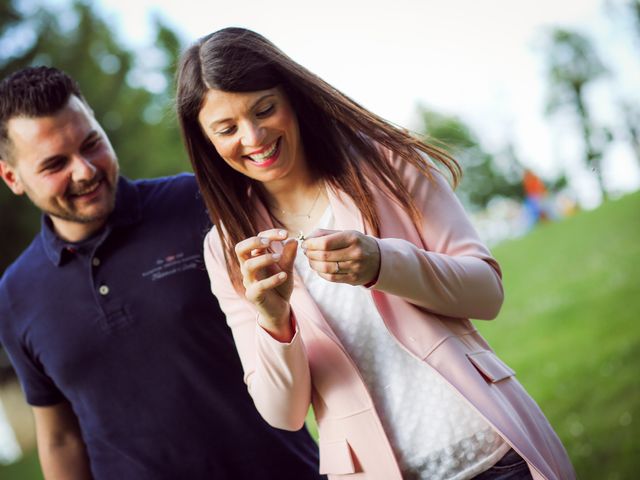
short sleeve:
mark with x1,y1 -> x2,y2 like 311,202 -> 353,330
0,283 -> 65,406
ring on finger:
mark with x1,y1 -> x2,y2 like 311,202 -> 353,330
335,261 -> 341,274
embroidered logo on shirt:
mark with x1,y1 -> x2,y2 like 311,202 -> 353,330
142,252 -> 201,281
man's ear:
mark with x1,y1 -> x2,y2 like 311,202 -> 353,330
0,159 -> 25,195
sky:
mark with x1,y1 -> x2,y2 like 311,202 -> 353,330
87,0 -> 640,207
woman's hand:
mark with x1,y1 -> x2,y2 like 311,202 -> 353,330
235,229 -> 298,341
301,229 -> 381,286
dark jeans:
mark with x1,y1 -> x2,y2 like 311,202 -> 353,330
472,449 -> 533,480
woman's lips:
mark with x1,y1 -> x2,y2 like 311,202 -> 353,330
245,138 -> 281,168
247,138 -> 279,161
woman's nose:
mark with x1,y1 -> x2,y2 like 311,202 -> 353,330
240,121 -> 266,147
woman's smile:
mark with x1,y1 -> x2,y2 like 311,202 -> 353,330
244,137 -> 281,168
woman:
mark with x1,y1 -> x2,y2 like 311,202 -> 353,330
176,27 -> 575,480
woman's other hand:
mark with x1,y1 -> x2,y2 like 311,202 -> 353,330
302,229 -> 381,286
235,229 -> 298,341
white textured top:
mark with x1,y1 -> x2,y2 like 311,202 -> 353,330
295,208 -> 509,480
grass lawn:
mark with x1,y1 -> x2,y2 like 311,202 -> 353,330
0,448 -> 41,480
2,191 -> 638,479
475,191 -> 640,479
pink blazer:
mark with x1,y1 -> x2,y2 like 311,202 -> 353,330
203,157 -> 575,480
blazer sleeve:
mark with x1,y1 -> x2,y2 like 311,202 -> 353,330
370,156 -> 504,320
203,228 -> 312,430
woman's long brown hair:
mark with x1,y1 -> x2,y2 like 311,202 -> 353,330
176,27 -> 461,291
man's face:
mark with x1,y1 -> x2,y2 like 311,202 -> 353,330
0,95 -> 119,241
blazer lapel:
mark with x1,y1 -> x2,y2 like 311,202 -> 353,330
326,185 -> 368,234
290,185 -> 367,345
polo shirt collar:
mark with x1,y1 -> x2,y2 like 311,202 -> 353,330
40,176 -> 142,266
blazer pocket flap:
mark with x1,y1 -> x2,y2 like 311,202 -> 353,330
467,350 -> 515,383
319,439 -> 356,475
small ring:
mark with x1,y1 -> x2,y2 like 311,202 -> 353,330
335,261 -> 341,273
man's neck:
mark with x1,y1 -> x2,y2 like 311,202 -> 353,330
50,216 -> 107,243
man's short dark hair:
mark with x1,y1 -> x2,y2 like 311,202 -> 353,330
0,66 -> 85,163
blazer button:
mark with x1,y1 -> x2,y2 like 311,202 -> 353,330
98,285 -> 110,296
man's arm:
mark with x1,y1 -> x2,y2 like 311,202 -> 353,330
32,402 -> 92,480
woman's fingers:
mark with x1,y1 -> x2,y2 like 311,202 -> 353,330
234,231 -> 296,328
303,246 -> 353,262
242,251 -> 283,281
314,270 -> 358,284
235,229 -> 289,262
302,230 -> 380,286
257,228 -> 290,240
302,229 -> 352,252
235,236 -> 272,262
245,271 -> 289,304
306,258 -> 359,284
236,231 -> 296,282
279,238 -> 298,272
307,258 -> 357,274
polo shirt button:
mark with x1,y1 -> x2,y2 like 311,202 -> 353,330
92,257 -> 101,267
98,285 -> 110,296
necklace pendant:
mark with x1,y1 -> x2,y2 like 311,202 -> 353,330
296,231 -> 306,242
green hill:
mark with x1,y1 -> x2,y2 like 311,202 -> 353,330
477,191 -> 640,479
2,192 -> 638,479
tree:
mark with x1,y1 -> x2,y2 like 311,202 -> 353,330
614,1 -> 640,168
0,0 -> 187,273
631,0 -> 640,37
622,0 -> 640,166
416,106 -> 524,211
620,102 -> 640,167
540,28 -> 611,200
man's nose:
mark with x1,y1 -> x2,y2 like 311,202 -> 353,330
70,155 -> 97,182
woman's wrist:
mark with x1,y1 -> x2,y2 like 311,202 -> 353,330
258,307 -> 295,343
364,236 -> 381,288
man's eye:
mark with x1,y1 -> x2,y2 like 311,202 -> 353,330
82,139 -> 100,152
43,159 -> 66,172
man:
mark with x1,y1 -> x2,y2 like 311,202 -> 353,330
0,66 -> 321,479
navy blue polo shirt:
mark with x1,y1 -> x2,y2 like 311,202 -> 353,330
0,175 -> 321,479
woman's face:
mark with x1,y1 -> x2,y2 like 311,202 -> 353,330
198,87 -> 307,188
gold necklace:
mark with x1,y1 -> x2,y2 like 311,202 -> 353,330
272,186 -> 322,220
269,186 -> 323,241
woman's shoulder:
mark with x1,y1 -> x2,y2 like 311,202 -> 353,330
203,224 -> 226,256
373,143 -> 449,197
